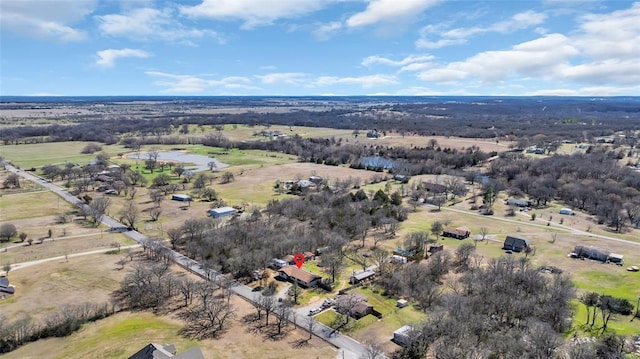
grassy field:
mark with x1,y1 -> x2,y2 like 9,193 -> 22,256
0,190 -> 71,221
0,142 -> 128,168
2,312 -> 201,359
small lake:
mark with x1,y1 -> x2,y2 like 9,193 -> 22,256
127,151 -> 229,172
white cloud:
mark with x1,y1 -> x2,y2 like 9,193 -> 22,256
0,0 -> 95,41
313,21 -> 342,41
419,34 -> 578,83
256,73 -> 309,85
146,71 -> 258,93
416,10 -> 547,49
314,75 -> 398,88
416,3 -> 640,90
96,7 -> 223,44
362,54 -> 434,67
180,0 -> 324,28
346,0 -> 440,28
573,3 -> 640,60
96,49 -> 151,68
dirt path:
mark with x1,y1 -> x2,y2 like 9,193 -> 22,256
9,244 -> 140,272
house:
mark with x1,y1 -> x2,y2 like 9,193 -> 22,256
392,325 -> 415,347
350,268 -> 376,284
171,194 -> 192,202
502,235 -> 532,252
277,266 -> 321,288
572,245 -> 610,262
95,174 -> 114,183
393,248 -> 417,260
208,206 -> 236,218
422,181 -> 446,194
335,294 -> 374,319
559,208 -> 574,215
506,198 -> 532,207
128,343 -> 204,359
442,226 -> 471,239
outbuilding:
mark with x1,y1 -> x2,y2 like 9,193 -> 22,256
208,206 -> 236,218
502,235 -> 532,252
171,194 -> 192,202
350,269 -> 376,284
559,208 -> 574,215
393,325 -> 415,347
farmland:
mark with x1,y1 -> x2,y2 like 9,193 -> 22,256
1,99 -> 640,358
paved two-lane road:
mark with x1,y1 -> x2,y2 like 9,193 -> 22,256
4,163 -> 372,358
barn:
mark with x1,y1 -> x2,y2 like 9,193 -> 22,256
171,194 -> 192,202
502,236 -> 532,252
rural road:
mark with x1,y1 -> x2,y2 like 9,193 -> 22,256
4,163 -> 372,358
428,204 -> 640,247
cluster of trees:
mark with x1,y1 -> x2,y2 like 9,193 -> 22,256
0,302 -> 113,353
489,151 -> 640,232
580,292 -> 635,333
114,250 -> 236,339
394,256 -> 575,359
166,189 -> 406,281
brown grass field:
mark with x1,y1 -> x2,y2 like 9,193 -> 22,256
2,254 -> 337,359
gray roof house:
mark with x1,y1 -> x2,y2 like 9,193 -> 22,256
393,325 -> 415,347
128,343 -> 204,359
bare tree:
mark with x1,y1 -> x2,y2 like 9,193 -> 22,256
3,262 -> 10,276
259,295 -> 276,326
149,190 -> 164,207
149,207 -> 162,222
88,197 -> 111,226
275,302 -> 292,334
305,315 -> 316,340
360,341 -> 385,359
119,200 -> 139,230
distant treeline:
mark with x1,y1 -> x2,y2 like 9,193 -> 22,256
2,98 -> 639,144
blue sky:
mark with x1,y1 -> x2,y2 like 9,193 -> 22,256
1,0 -> 639,96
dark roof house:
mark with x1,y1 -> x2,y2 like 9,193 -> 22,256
506,198 -> 532,207
422,182 -> 446,193
502,235 -> 532,252
442,226 -> 471,239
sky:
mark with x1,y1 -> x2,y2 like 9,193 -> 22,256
1,0 -> 639,96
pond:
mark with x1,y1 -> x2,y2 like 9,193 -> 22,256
127,151 -> 229,172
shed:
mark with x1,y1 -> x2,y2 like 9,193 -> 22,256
502,235 -> 532,252
396,299 -> 408,308
608,253 -> 624,265
171,194 -> 192,202
393,325 -> 414,347
559,208 -> 574,215
208,206 -> 236,218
